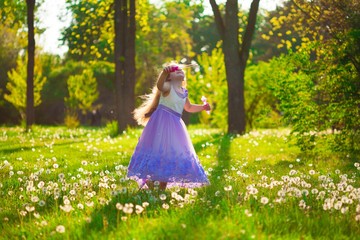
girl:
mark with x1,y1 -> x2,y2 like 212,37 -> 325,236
127,63 -> 211,190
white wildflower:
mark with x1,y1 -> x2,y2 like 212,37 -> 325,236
135,205 -> 144,214
159,194 -> 167,200
260,197 -> 269,205
116,203 -> 123,210
56,225 -> 65,233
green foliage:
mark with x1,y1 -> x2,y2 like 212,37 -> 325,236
187,43 -> 281,131
43,60 -> 87,102
62,0 -> 114,61
187,1 -> 221,56
0,0 -> 27,28
4,56 -> 47,120
90,61 -> 115,90
0,22 -> 23,87
244,62 -> 281,129
106,120 -> 119,138
187,42 -> 227,129
256,0 -> 360,153
64,110 -> 80,129
266,44 -> 360,153
65,69 -> 99,116
63,0 -> 198,100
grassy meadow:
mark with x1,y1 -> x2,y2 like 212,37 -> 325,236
0,125 -> 359,239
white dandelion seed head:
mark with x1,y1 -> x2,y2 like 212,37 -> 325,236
249,188 -> 258,195
41,220 -> 48,226
334,201 -> 342,210
123,206 -> 133,214
302,189 -> 309,196
19,210 -> 27,216
135,205 -> 144,214
171,192 -> 178,199
244,209 -> 252,217
159,194 -> 167,200
25,205 -> 35,212
311,188 -> 319,194
341,206 -> 349,214
260,197 -> 269,205
356,205 -> 360,213
37,181 -> 45,188
60,204 -> 73,213
115,203 -> 123,210
38,200 -> 46,207
31,196 -> 39,203
56,225 -> 65,233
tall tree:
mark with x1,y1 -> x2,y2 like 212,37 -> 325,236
209,0 -> 260,134
26,0 -> 35,129
114,0 -> 136,132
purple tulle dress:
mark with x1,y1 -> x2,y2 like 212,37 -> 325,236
127,85 -> 209,188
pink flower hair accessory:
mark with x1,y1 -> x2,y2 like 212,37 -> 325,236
169,65 -> 179,72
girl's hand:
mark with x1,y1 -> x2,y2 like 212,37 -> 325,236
201,96 -> 211,114
203,103 -> 211,111
164,65 -> 179,73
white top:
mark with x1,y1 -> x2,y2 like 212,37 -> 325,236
158,85 -> 188,114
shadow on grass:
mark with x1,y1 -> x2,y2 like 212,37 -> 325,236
209,133 -> 232,184
0,139 -> 86,155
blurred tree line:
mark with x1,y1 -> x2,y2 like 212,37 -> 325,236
0,0 -> 358,152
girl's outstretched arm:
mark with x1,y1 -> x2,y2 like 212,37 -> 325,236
184,98 -> 211,113
157,69 -> 171,93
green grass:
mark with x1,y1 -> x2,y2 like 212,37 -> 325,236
0,125 -> 359,239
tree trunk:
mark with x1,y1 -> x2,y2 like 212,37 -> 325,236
114,0 -> 136,133
223,0 -> 245,134
26,0 -> 35,129
210,0 -> 260,134
124,0 -> 136,126
114,0 -> 124,132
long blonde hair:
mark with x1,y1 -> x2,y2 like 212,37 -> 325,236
133,84 -> 162,126
133,63 -> 195,126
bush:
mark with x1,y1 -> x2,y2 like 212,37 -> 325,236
266,44 -> 360,153
64,110 -> 80,129
106,120 -> 118,138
